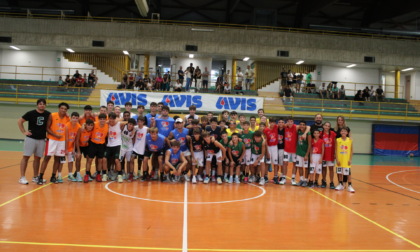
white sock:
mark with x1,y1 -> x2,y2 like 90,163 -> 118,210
58,172 -> 62,177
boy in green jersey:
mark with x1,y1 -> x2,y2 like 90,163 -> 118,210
219,130 -> 230,182
228,133 -> 245,183
240,121 -> 254,183
250,131 -> 267,186
295,121 -> 310,187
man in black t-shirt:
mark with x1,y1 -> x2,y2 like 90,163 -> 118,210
17,98 -> 51,184
178,66 -> 184,84
310,113 -> 324,135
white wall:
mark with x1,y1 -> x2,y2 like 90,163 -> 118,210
319,65 -> 380,96
414,72 -> 420,100
0,49 -> 118,84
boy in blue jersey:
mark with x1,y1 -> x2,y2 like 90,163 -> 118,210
164,140 -> 188,182
167,118 -> 192,181
142,127 -> 167,182
154,105 -> 174,137
145,102 -> 158,128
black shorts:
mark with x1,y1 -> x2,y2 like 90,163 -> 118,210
133,151 -> 145,161
232,156 -> 241,166
144,149 -> 164,158
105,146 -> 121,159
87,142 -> 106,159
80,146 -> 89,158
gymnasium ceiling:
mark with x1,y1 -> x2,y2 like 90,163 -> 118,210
1,0 -> 420,32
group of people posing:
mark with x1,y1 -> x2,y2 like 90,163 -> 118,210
18,99 -> 355,192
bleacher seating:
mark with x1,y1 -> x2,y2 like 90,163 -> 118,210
284,93 -> 419,117
0,79 -> 93,101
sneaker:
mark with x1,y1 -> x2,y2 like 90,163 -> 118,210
249,175 -> 254,183
234,177 -> 240,184
301,181 -> 308,187
244,177 -> 249,183
321,180 -> 327,188
216,177 -> 222,185
255,175 -> 261,183
307,181 -> 314,188
102,174 -> 108,182
127,173 -> 134,182
239,174 -> 245,182
57,176 -> 63,183
68,174 -> 76,182
268,164 -> 273,172
211,175 -> 216,182
197,175 -> 204,182
279,177 -> 286,185
152,170 -> 159,180
335,183 -> 344,191
50,176 -> 57,184
228,176 -> 233,184
76,173 -> 83,182
192,176 -> 197,184
32,177 -> 37,183
291,178 -> 297,186
19,177 -> 29,185
117,175 -> 123,183
184,174 -> 190,182
96,173 -> 102,182
273,177 -> 279,184
83,174 -> 90,183
347,185 -> 355,193
314,181 -> 319,188
224,176 -> 229,183
37,176 -> 44,185
297,180 -> 304,186
259,177 -> 265,186
329,182 -> 335,189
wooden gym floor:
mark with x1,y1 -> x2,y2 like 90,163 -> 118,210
0,149 -> 419,252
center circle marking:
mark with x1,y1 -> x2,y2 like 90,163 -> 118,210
105,182 -> 266,204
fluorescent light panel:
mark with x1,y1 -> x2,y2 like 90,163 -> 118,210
10,46 -> 20,50
189,54 -> 194,58
66,48 -> 75,53
346,64 -> 356,68
123,50 -> 129,55
401,68 -> 413,72
243,57 -> 249,61
296,60 -> 304,65
191,28 -> 214,32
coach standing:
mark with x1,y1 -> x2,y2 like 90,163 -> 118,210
17,98 -> 51,184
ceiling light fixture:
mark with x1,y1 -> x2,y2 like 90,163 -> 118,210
296,60 -> 304,65
10,46 -> 20,50
123,50 -> 129,55
189,54 -> 194,58
243,57 -> 249,61
346,64 -> 356,68
66,48 -> 75,53
191,28 -> 214,32
401,68 -> 413,72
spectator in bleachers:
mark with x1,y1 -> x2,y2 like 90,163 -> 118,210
224,70 -> 231,86
185,63 -> 194,92
354,90 -> 364,103
223,82 -> 231,94
174,79 -> 182,92
64,75 -> 71,88
376,86 -> 384,102
128,73 -> 135,89
88,70 -> 97,88
135,72 -> 144,90
283,84 -> 293,102
58,76 -> 64,87
287,70 -> 293,89
82,73 -> 88,87
143,74 -> 151,90
245,65 -> 254,91
369,85 -> 375,101
338,85 -> 346,100
163,71 -> 171,92
305,71 -> 312,88
71,70 -> 81,86
296,72 -> 303,93
193,66 -> 201,92
178,66 -> 184,84
202,67 -> 210,92
326,82 -> 333,98
280,68 -> 287,90
155,74 -> 163,91
237,67 -> 244,90
319,82 -> 327,99
216,75 -> 224,93
362,86 -> 370,101
331,83 -> 339,99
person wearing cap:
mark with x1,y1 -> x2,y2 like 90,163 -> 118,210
167,117 -> 192,182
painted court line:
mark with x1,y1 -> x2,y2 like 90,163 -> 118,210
182,181 -> 188,252
310,189 -> 420,249
0,241 -> 419,252
386,169 -> 420,194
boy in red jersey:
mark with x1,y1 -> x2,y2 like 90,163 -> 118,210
263,118 -> 279,183
308,129 -> 324,188
321,122 -> 336,189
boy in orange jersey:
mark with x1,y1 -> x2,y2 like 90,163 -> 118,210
64,112 -> 81,182
85,113 -> 108,183
78,105 -> 95,125
75,119 -> 94,182
37,102 -> 70,185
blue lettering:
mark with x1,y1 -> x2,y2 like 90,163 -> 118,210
247,99 -> 257,111
192,96 -> 202,108
137,94 -> 147,105
228,98 -> 241,110
117,93 -> 133,106
174,95 -> 187,107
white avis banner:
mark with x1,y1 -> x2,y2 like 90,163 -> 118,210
101,90 -> 264,114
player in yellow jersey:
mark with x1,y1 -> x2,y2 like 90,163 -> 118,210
335,127 -> 355,193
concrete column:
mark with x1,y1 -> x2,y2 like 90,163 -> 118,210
395,69 -> 400,98
144,54 -> 149,76
232,59 -> 237,86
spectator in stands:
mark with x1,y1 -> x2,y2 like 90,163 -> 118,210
245,65 -> 254,91
376,86 -> 384,102
369,85 -> 375,101
122,74 -> 128,87
127,73 -> 135,89
223,82 -> 231,94
354,90 -> 364,104
178,66 -> 184,84
237,67 -> 244,90
326,82 -> 333,98
280,68 -> 287,90
88,70 -> 97,88
305,71 -> 312,88
72,70 -> 81,86
149,77 -> 156,91
155,74 -> 163,91
143,74 -> 151,89
224,70 -> 231,86
193,66 -> 201,92
287,70 -> 293,89
338,85 -> 346,100
117,79 -> 127,89
64,75 -> 71,88
58,76 -> 64,87
283,84 -> 293,102
296,72 -> 303,93
163,71 -> 171,92
75,74 -> 84,87
174,79 -> 182,92
135,72 -> 144,90
82,73 -> 88,87
216,75 -> 224,93
331,83 -> 339,99
362,86 -> 370,101
319,82 -> 327,99
202,67 -> 210,92
185,63 -> 194,92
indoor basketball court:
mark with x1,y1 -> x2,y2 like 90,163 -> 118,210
0,148 -> 419,252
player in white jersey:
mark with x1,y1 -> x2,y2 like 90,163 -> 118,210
133,116 -> 148,179
103,112 -> 125,183
120,118 -> 136,181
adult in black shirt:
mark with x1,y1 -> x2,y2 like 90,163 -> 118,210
178,66 -> 184,84
310,113 -> 324,136
205,118 -> 222,140
17,98 -> 51,184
